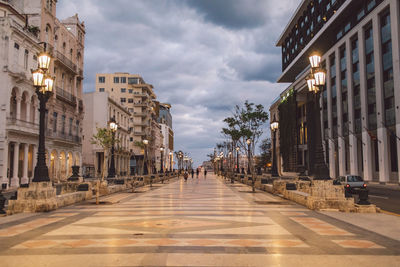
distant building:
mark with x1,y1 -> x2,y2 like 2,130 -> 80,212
82,92 -> 131,178
158,103 -> 174,171
95,72 -> 169,174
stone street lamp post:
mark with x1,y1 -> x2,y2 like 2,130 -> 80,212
32,49 -> 54,183
305,53 -> 329,179
270,119 -> 279,177
108,117 -> 118,178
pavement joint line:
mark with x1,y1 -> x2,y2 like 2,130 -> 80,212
380,210 -> 400,217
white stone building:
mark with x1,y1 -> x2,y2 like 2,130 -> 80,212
82,92 -> 131,178
0,0 -> 85,188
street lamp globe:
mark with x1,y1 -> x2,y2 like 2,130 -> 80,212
236,147 -> 240,151
306,74 -> 317,92
246,139 -> 251,145
43,76 -> 54,93
32,69 -> 44,87
271,120 -> 279,131
309,54 -> 321,68
314,68 -> 326,86
143,139 -> 148,145
109,121 -> 117,131
160,147 -> 164,152
38,51 -> 51,71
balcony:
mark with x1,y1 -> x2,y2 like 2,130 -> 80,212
55,51 -> 77,73
56,86 -> 77,106
78,99 -> 84,110
46,130 -> 81,144
133,112 -> 146,117
6,117 -> 39,136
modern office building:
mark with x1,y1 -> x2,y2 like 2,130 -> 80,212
271,0 -> 399,183
82,92 -> 131,178
0,0 -> 85,188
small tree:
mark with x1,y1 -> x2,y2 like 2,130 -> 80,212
91,128 -> 119,181
255,138 -> 271,171
222,100 -> 269,191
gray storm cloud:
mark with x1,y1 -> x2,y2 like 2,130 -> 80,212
57,0 -> 299,166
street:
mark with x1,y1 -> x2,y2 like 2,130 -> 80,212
1,174 -> 400,267
365,184 -> 400,215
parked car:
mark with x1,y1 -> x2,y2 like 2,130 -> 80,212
334,175 -> 367,194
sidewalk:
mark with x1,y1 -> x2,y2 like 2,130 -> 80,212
228,175 -> 400,242
320,211 -> 400,241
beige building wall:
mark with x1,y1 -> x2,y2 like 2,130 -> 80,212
82,92 -> 131,178
0,0 -> 85,187
95,73 -> 162,174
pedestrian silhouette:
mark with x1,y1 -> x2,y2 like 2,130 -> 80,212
191,169 -> 194,178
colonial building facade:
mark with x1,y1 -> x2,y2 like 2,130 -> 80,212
95,73 -> 169,174
271,0 -> 400,183
82,92 -> 131,178
0,0 -> 85,188
158,103 -> 174,171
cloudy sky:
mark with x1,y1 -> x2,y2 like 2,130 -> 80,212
57,0 -> 298,167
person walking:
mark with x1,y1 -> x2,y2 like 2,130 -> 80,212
191,169 -> 194,179
204,169 -> 207,179
196,168 -> 200,178
184,171 -> 188,181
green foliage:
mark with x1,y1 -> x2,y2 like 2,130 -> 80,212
222,100 -> 269,153
256,138 -> 271,169
91,128 -> 113,149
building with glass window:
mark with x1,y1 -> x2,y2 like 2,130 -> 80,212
0,0 -> 85,188
82,92 -> 131,178
95,73 -> 167,174
270,0 -> 399,183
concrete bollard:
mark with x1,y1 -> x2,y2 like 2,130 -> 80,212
357,189 -> 370,205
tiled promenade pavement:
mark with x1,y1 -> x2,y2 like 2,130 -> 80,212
1,174 -> 400,267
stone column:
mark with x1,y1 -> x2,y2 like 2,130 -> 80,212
373,15 -> 390,183
326,55 -> 336,178
34,103 -> 39,125
390,0 -> 400,183
335,46 -> 345,177
31,145 -> 37,182
10,142 -> 20,188
21,143 -> 29,184
16,96 -> 21,121
358,27 -> 373,181
345,38 -> 359,175
65,155 -> 69,180
0,142 -> 9,188
26,99 -> 31,123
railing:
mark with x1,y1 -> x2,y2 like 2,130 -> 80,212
56,86 -> 76,105
55,51 -> 77,72
6,117 -> 39,130
46,130 -> 81,143
78,99 -> 84,110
